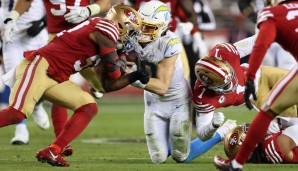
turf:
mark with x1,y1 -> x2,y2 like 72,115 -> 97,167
0,96 -> 297,171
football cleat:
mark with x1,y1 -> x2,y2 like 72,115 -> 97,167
60,144 -> 74,157
214,156 -> 242,171
11,124 -> 29,145
32,104 -> 50,130
36,147 -> 70,167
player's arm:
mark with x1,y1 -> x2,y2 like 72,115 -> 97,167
3,0 -> 33,42
144,55 -> 177,96
238,0 -> 257,23
233,34 -> 257,59
64,0 -> 112,24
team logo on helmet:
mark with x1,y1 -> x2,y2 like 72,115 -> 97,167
199,74 -> 213,85
124,9 -> 138,24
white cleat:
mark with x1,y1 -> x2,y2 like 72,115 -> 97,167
216,119 -> 237,140
32,103 -> 50,130
11,124 -> 29,145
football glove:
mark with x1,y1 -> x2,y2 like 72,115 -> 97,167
129,70 -> 150,85
212,112 -> 225,128
3,11 -> 20,43
244,79 -> 257,110
90,87 -> 104,99
192,32 -> 208,57
27,16 -> 47,37
64,6 -> 91,24
177,22 -> 193,36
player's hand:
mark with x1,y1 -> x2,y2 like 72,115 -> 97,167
64,6 -> 90,24
90,87 -> 104,99
192,32 -> 208,57
244,79 -> 257,110
134,70 -> 150,84
177,22 -> 193,36
27,16 -> 47,37
3,18 -> 18,43
212,112 -> 225,128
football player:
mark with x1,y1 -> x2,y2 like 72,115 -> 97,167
0,4 -> 149,167
125,1 -> 235,164
224,118 -> 298,164
214,0 -> 298,170
193,37 -> 297,142
3,0 -> 111,152
1,0 -> 50,145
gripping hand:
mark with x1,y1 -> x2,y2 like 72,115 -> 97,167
212,112 -> 225,128
64,6 -> 90,24
244,79 -> 257,110
3,18 -> 18,43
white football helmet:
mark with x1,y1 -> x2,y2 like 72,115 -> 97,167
138,1 -> 171,43
195,56 -> 238,94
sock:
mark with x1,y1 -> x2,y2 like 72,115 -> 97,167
50,144 -> 62,154
235,110 -> 274,164
16,119 -> 27,125
53,103 -> 98,150
51,104 -> 68,137
0,106 -> 26,127
183,133 -> 221,163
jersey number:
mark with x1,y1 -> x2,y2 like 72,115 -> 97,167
50,0 -> 82,16
286,10 -> 298,32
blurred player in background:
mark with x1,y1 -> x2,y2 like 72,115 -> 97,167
224,118 -> 298,164
214,1 -> 298,170
3,0 -> 111,152
0,4 -> 149,167
238,0 -> 296,70
1,0 -> 50,145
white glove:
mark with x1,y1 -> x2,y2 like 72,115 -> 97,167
192,32 -> 208,57
177,22 -> 193,36
3,11 -> 20,43
212,112 -> 225,128
64,6 -> 91,24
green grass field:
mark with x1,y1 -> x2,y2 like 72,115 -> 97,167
0,96 -> 297,171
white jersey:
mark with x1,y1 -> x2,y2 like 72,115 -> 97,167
0,0 -> 46,39
135,31 -> 189,101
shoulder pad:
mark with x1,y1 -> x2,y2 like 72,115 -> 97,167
164,36 -> 182,57
95,18 -> 120,43
257,9 -> 274,26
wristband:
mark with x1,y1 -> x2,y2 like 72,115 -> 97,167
87,4 -> 101,16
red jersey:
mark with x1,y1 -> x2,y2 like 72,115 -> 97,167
30,17 -> 119,83
192,43 -> 246,114
135,0 -> 178,31
247,1 -> 298,80
44,0 -> 89,33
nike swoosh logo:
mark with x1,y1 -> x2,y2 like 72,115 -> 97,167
49,150 -> 58,160
175,104 -> 183,109
171,50 -> 178,55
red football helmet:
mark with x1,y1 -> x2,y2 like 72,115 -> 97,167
195,56 -> 238,94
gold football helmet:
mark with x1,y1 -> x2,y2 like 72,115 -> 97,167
224,124 -> 249,158
195,56 -> 238,94
106,4 -> 142,52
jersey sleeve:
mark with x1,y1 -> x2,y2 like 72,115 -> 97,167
95,19 -> 120,43
164,37 -> 182,57
256,8 -> 274,28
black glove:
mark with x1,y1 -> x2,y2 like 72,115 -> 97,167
130,70 -> 150,84
27,16 -> 47,37
244,79 -> 257,110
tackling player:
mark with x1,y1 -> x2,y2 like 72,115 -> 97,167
0,4 -> 149,167
224,118 -> 298,164
214,0 -> 298,170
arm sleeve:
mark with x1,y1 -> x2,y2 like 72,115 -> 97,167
196,110 -> 217,141
247,21 -> 277,80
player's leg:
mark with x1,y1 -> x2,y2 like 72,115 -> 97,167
234,64 -> 298,166
37,80 -> 97,166
169,96 -> 191,163
144,92 -> 169,164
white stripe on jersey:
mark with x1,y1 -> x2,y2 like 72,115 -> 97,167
193,103 -> 215,113
257,10 -> 274,25
96,20 -> 119,42
265,140 -> 283,163
269,140 -> 283,163
224,43 -> 238,55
